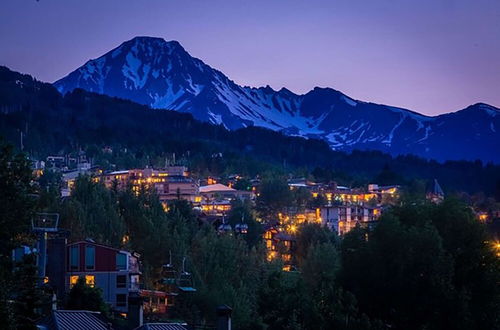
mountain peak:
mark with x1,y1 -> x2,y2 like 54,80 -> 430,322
129,36 -> 166,42
119,36 -> 186,53
53,37 -> 500,163
457,103 -> 499,118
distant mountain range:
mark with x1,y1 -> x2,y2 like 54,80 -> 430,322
54,36 -> 500,163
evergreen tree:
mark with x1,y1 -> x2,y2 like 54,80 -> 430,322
66,278 -> 110,316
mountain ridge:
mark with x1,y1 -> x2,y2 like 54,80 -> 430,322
54,36 -> 500,162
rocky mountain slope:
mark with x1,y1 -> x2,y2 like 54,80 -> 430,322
54,36 -> 500,162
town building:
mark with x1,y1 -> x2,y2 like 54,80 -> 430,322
263,226 -> 295,270
199,183 -> 254,217
426,179 -> 445,203
320,205 -> 381,234
100,167 -> 199,205
66,240 -> 141,313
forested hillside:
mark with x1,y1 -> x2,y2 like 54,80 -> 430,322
1,66 -> 500,197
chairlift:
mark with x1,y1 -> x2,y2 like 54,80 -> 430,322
217,215 -> 232,234
161,251 -> 177,286
234,214 -> 248,234
218,223 -> 232,234
177,257 -> 196,292
234,223 -> 248,234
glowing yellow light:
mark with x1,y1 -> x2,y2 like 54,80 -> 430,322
85,275 -> 95,288
70,275 -> 79,288
267,251 -> 277,262
266,240 -> 272,249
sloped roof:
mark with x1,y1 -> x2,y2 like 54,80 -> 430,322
199,183 -> 236,193
427,179 -> 444,196
38,310 -> 111,330
136,323 -> 188,330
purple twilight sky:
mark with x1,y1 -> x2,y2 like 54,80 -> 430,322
0,0 -> 499,116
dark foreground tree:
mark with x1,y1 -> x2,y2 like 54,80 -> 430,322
341,199 -> 500,330
66,278 -> 110,316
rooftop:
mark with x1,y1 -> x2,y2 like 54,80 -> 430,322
37,310 -> 111,330
199,183 -> 236,193
135,323 -> 188,330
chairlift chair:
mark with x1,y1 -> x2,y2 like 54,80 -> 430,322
177,257 -> 196,292
161,251 -> 177,287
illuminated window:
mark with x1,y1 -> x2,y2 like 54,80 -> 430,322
43,276 -> 49,284
85,275 -> 95,288
70,275 -> 79,288
267,251 -> 277,262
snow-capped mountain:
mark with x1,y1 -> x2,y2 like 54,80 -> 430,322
54,36 -> 500,162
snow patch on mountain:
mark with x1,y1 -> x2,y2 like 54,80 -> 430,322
53,36 -> 500,162
382,115 -> 404,146
342,96 -> 357,107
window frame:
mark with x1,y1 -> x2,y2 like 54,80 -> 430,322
116,274 -> 127,288
116,253 -> 127,271
85,274 -> 95,288
85,245 -> 95,270
69,275 -> 79,288
70,245 -> 79,271
116,293 -> 127,307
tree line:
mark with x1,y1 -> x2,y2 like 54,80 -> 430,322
1,66 -> 500,198
0,141 -> 499,329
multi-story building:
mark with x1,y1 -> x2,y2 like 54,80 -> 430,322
100,167 -> 199,205
320,205 -> 381,234
199,183 -> 254,216
66,240 -> 141,313
263,226 -> 295,270
313,183 -> 399,206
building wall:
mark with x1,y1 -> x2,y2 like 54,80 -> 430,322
66,241 -> 139,313
67,271 -> 132,312
67,242 -> 119,272
46,238 -> 67,299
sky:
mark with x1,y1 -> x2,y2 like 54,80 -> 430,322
0,0 -> 499,116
